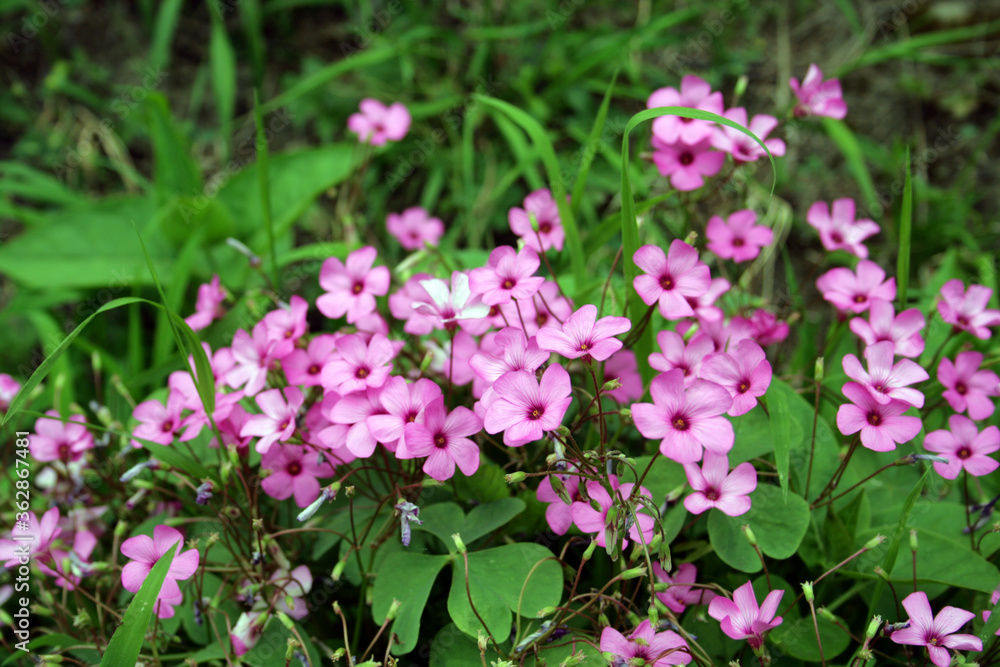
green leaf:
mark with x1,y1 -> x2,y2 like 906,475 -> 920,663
768,380 -> 795,499
729,408 -> 774,464
897,147 -> 912,307
448,543 -> 562,640
772,614 -> 852,662
708,485 -> 811,573
208,1 -> 237,150
822,118 -> 878,215
372,552 -> 451,655
157,195 -> 235,246
570,69 -> 618,218
415,499 -> 526,548
474,95 -> 585,292
100,537 -> 179,667
148,0 -> 183,71
145,93 -> 203,205
414,502 -> 466,549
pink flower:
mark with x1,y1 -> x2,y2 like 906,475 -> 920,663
120,525 -> 200,619
319,387 -> 386,459
600,619 -> 691,666
399,397 -> 481,481
283,334 -> 339,387
790,64 -> 847,119
816,259 -> 896,314
347,99 -> 410,146
842,341 -> 929,408
38,530 -> 97,591
29,411 -> 93,462
633,241 -> 711,320
231,611 -> 266,656
428,330 -> 479,387
746,310 -> 789,346
317,246 -> 391,324
708,580 -> 784,649
260,444 -> 335,507
0,507 -> 61,567
483,365 -> 573,447
366,377 -> 442,454
536,469 -> 582,535
536,304 -> 630,363
389,273 -> 435,334
701,339 -> 772,416
470,327 -> 549,386
682,452 -> 757,516
652,563 -> 716,614
938,351 -> 1000,420
849,299 -> 925,358
924,415 -> 999,480
706,210 -> 773,263
649,331 -> 714,385
685,277 -> 730,322
509,188 -> 565,252
807,199 -> 879,258
651,136 -> 726,191
889,591 -> 981,667
711,108 -> 786,163
603,351 -> 645,402
571,477 -> 655,548
648,75 -> 725,145
409,272 -> 490,333
240,387 -> 305,454
387,207 -> 444,250
227,320 -> 293,396
0,373 -> 20,414
269,566 -> 313,620
836,381 -> 921,452
632,369 -> 734,464
937,279 -> 1000,340
321,333 -> 395,394
184,275 -> 227,331
469,246 -> 544,306
262,295 -> 309,348
132,392 -> 187,447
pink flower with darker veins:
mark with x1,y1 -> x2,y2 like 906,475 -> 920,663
836,381 -> 922,452
347,99 -> 410,146
240,387 -> 304,454
321,333 -> 395,394
509,188 -> 565,253
648,331 -> 714,385
184,274 -> 227,331
603,350 -> 645,402
651,135 -> 726,191
923,415 -> 999,480
317,246 -> 390,324
683,452 -> 757,516
387,207 -> 444,250
600,619 -> 691,666
468,245 -> 544,306
410,272 -> 490,334
746,309 -> 789,346
890,591 -> 981,667
706,210 -> 773,263
842,341 -> 929,408
938,351 -> 1000,420
816,259 -> 896,314
132,392 -> 187,447
536,304 -> 630,363
634,240 -> 711,320
711,108 -> 786,163
399,396 -> 482,481
29,411 -> 93,462
0,507 -> 61,567
0,373 -> 20,413
807,198 -> 879,258
120,525 -> 200,619
227,320 -> 293,396
470,327 -> 549,386
632,369 -> 734,464
283,334 -> 339,387
366,377 -> 442,455
652,563 -> 716,614
648,75 -> 725,145
320,387 -> 386,459
790,64 -> 847,119
536,468 -> 582,535
571,476 -> 655,549
708,580 -> 784,649
849,298 -> 925,358
937,279 -> 1000,340
483,366 -> 573,447
260,444 -> 335,508
701,339 -> 772,416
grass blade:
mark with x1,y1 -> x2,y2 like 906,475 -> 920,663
570,69 -> 619,218
821,118 -> 879,219
897,147 -> 912,307
254,89 -> 280,290
148,0 -> 183,72
100,537 -> 179,667
474,95 -> 585,292
209,0 -> 238,160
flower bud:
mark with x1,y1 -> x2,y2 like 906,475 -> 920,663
648,603 -> 659,627
866,615 -> 883,639
618,408 -> 632,421
742,524 -> 758,547
909,529 -> 918,553
801,581 -> 814,602
536,606 -> 557,618
601,378 -> 622,393
620,566 -> 647,580
276,610 -> 295,631
683,231 -> 699,246
817,607 -> 836,623
505,471 -> 526,484
452,533 -> 466,554
864,534 -> 886,551
331,560 -> 346,582
814,356 -> 824,383
583,538 -> 597,561
477,629 -> 488,652
387,598 -> 402,621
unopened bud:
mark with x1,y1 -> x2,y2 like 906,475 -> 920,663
734,74 -> 749,99
276,610 -> 295,630
801,581 -> 814,602
420,350 -> 434,373
620,566 -> 647,580
909,529 -> 918,552
477,629 -> 488,652
387,598 -> 402,621
864,534 -> 886,550
648,603 -> 659,627
866,615 -> 883,639
618,408 -> 632,421
583,538 -> 597,561
817,607 -> 836,623
683,231 -> 698,246
536,606 -> 557,618
331,560 -> 346,582
549,474 -> 571,504
452,533 -> 466,554
505,471 -> 526,484
742,525 -> 757,547
601,378 -> 622,392
814,357 -> 824,383
874,566 -> 889,581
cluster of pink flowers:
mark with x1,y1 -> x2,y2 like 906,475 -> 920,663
0,506 -> 103,593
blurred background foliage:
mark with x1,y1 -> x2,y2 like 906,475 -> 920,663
1,0 -> 998,420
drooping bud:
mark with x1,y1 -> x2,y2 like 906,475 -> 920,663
297,484 -> 339,522
864,534 -> 886,550
620,566 -> 647,580
195,481 -> 214,505
394,501 -> 423,547
120,459 -> 160,483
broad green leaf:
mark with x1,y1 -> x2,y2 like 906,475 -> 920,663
100,537 -> 178,667
729,407 -> 774,464
372,552 -> 451,655
0,196 -> 169,289
157,195 -> 235,246
448,543 -> 562,640
414,502 -> 466,549
772,614 -> 852,662
708,485 -> 810,573
415,499 -> 526,548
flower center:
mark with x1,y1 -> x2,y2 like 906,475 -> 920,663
679,152 -> 694,166
286,462 -> 302,476
705,488 -> 720,501
660,275 -> 674,290
873,384 -> 888,394
308,364 -> 320,375
853,294 -> 867,304
503,279 -> 515,289
737,381 -> 750,394
732,238 -> 745,247
830,232 -> 844,244
284,329 -> 294,338
529,407 -> 544,421
955,382 -> 967,395
672,416 -> 689,431
866,412 -> 881,426
536,312 -> 548,326
957,315 -> 970,326
352,282 -> 364,295
161,420 -> 174,433
957,447 -> 972,460
279,421 -> 290,431
356,367 -> 370,379
539,222 -> 552,234
488,305 -> 499,317
58,444 -> 70,458
434,434 -> 447,449
579,342 -> 589,351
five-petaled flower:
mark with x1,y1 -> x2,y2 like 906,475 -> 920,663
889,591 -> 982,667
317,246 -> 391,324
708,580 -> 784,650
923,415 -> 1000,480
633,241 -> 711,320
